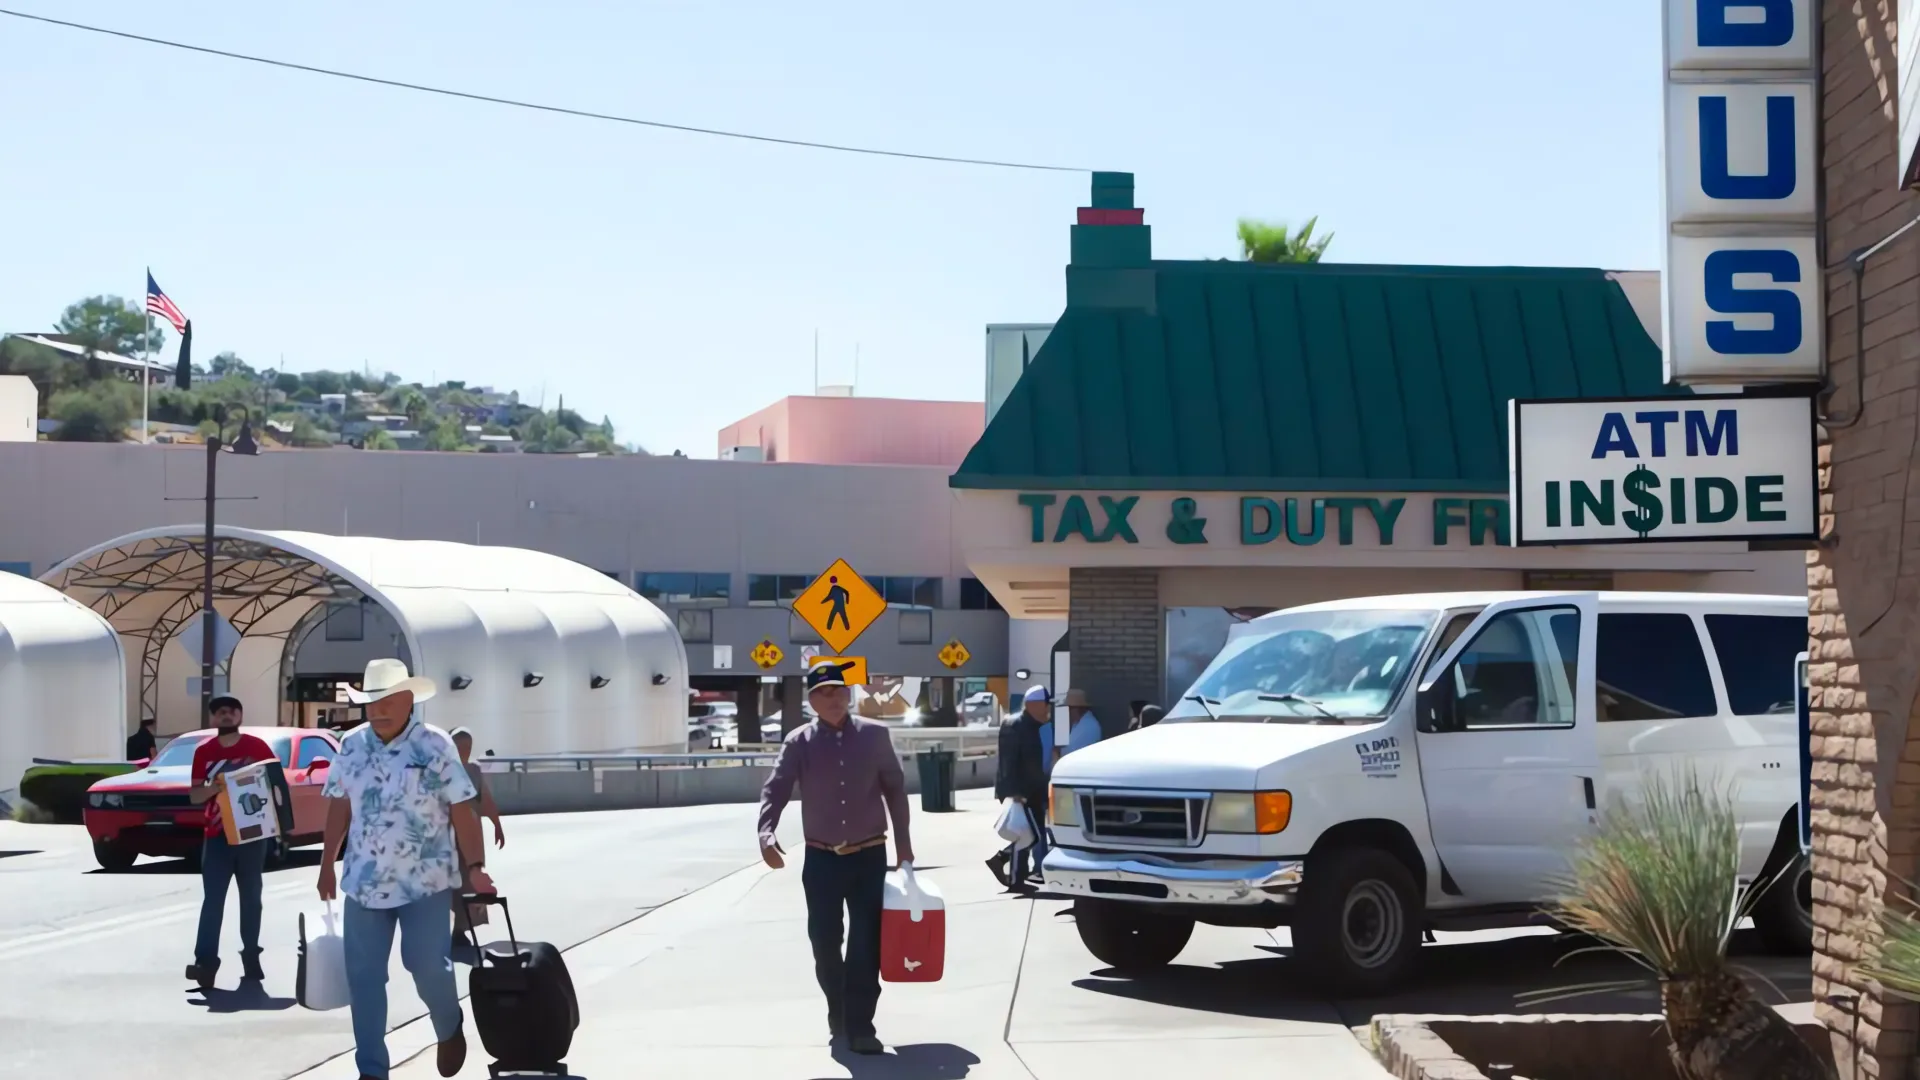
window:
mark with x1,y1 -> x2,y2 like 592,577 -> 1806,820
272,738 -> 294,769
324,601 -> 365,642
1438,607 -> 1578,730
960,578 -> 1004,611
869,575 -> 942,609
1595,613 -> 1717,722
295,738 -> 333,768
1705,614 -> 1805,716
639,572 -> 730,603
1166,608 -> 1438,723
675,608 -> 713,643
0,562 -> 29,577
153,735 -> 208,768
898,609 -> 933,644
748,574 -> 812,607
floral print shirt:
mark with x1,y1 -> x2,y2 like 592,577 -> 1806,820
322,717 -> 477,910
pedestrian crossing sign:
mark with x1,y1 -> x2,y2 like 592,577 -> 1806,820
795,559 -> 886,654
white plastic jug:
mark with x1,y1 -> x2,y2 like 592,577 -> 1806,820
297,903 -> 350,1011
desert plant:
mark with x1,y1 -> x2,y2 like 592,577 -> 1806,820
1539,769 -> 1831,1079
1237,217 -> 1333,263
1857,884 -> 1920,1002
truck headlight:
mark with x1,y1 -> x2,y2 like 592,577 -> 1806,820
1049,786 -> 1079,827
1209,791 -> 1291,834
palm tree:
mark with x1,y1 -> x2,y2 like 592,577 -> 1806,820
1237,217 -> 1333,264
1540,770 -> 1831,1079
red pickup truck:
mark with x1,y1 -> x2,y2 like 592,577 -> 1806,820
83,726 -> 341,872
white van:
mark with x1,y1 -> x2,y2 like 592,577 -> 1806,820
1042,591 -> 1809,993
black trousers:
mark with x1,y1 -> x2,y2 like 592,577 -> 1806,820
802,845 -> 887,1038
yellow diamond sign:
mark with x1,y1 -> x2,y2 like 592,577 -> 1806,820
751,639 -> 784,670
938,639 -> 971,670
794,559 -> 886,655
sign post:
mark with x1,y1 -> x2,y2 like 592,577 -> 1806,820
1797,651 -> 1811,855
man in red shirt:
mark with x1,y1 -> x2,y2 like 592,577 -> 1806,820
185,696 -> 276,989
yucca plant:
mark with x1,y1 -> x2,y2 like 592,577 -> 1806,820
1857,885 -> 1920,1001
1236,217 -> 1332,264
1537,769 -> 1831,1079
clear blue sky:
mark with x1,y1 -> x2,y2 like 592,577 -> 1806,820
0,1 -> 1662,457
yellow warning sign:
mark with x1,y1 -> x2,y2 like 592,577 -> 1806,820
938,639 -> 971,670
794,559 -> 886,655
751,639 -> 784,670
806,655 -> 868,686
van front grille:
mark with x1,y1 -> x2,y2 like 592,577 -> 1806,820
1081,793 -> 1208,847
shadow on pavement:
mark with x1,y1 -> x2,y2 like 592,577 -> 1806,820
89,857 -> 198,875
1073,928 -> 1811,1026
187,979 -> 296,1014
0,849 -> 40,859
821,1041 -> 982,1079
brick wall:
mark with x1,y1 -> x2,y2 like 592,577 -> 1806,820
1817,2 -> 1920,1076
1067,567 -> 1162,733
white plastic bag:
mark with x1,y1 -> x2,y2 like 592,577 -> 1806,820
297,902 -> 350,1011
995,799 -> 1036,849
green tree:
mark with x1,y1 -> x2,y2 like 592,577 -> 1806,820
422,415 -> 465,452
288,415 -> 331,448
389,387 -> 430,424
208,352 -> 255,379
1236,217 -> 1332,264
274,372 -> 303,395
47,383 -> 138,442
57,296 -> 165,378
361,430 -> 398,450
306,371 -> 346,396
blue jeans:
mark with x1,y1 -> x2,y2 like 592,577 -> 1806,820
194,835 -> 266,967
344,891 -> 463,1079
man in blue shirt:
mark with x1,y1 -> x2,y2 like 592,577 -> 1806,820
1062,689 -> 1104,756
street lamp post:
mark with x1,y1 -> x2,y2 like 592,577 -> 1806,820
200,404 -> 259,722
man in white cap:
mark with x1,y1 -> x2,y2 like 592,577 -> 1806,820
991,685 -> 1054,889
318,659 -> 494,1080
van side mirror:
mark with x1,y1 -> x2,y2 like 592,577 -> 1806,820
1417,676 -> 1456,733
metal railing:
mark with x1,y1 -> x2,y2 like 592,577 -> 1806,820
483,740 -> 997,774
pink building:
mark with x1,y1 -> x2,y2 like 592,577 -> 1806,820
716,393 -> 985,467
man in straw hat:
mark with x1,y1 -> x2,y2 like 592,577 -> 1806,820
757,660 -> 914,1056
318,659 -> 494,1080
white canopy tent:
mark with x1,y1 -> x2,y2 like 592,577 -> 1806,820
42,527 -> 688,755
0,571 -> 126,799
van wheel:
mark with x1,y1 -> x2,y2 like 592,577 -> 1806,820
1293,846 -> 1422,995
1074,899 -> 1194,973
1752,850 -> 1813,955
91,840 -> 136,872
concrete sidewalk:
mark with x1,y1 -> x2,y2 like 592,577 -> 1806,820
332,790 -> 1391,1080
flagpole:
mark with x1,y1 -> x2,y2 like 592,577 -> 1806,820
141,267 -> 151,444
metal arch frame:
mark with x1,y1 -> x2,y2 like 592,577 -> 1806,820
55,534 -> 368,727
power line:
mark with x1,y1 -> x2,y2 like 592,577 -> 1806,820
0,6 -> 1089,174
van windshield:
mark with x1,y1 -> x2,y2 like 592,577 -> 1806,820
1164,609 -> 1438,724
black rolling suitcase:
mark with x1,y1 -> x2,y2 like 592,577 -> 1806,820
463,895 -> 580,1077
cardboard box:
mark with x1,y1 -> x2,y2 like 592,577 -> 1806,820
216,760 -> 287,845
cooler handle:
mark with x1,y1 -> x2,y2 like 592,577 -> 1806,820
459,892 -> 517,956
898,862 -> 928,923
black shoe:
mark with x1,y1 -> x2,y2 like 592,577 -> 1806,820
986,852 -> 1011,888
828,1012 -> 845,1042
184,961 -> 218,989
241,952 -> 265,982
848,1034 -> 885,1055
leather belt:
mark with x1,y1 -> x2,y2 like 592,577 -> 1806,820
805,835 -> 887,855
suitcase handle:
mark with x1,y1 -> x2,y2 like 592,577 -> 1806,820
459,892 -> 518,957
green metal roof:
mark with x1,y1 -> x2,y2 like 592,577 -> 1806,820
952,259 -> 1677,493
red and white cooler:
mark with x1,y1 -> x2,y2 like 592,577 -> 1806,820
880,863 -> 945,983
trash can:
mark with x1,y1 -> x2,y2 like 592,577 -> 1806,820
917,743 -> 956,813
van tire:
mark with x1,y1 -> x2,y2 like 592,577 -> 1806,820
1292,846 -> 1422,995
1074,899 -> 1194,973
1751,850 -> 1813,955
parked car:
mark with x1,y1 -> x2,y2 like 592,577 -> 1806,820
1044,590 -> 1811,994
83,726 -> 341,872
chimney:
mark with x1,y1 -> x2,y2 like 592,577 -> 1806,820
1066,171 -> 1155,311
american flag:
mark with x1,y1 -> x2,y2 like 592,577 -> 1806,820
145,272 -> 187,335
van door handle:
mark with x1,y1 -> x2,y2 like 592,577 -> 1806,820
1582,776 -> 1596,809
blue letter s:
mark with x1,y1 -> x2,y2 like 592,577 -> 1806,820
1703,249 -> 1802,355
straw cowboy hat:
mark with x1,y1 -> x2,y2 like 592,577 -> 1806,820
344,658 -> 437,704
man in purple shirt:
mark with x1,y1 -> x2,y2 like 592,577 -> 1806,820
758,661 -> 914,1055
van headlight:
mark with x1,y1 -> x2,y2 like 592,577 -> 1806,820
1208,791 -> 1291,834
1049,786 -> 1079,827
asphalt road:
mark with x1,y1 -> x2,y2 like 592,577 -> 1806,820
0,802 -> 763,1080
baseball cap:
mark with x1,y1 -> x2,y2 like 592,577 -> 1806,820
1022,685 -> 1053,704
806,662 -> 854,692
